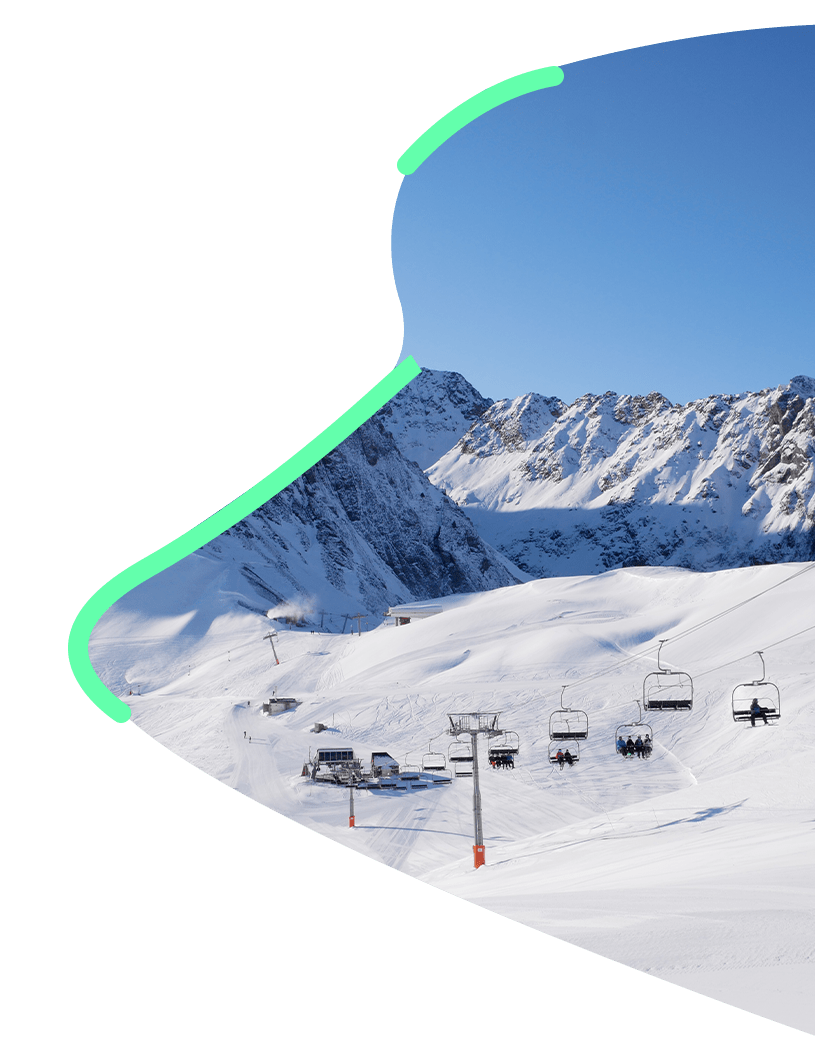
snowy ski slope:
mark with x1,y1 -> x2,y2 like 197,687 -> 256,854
90,560 -> 815,1033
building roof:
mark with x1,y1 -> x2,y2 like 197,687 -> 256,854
385,604 -> 443,619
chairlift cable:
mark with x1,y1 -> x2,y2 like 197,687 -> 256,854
692,621 -> 815,680
666,562 -> 815,648
533,563 -> 815,704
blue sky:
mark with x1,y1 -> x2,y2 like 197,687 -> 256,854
392,26 -> 814,405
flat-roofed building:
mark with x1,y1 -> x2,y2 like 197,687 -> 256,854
385,604 -> 443,626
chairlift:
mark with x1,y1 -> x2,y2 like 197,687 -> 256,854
615,701 -> 653,758
487,729 -> 519,769
422,751 -> 447,772
404,751 -> 423,772
489,731 -> 520,755
549,687 -> 589,740
643,641 -> 693,711
448,739 -> 473,764
548,739 -> 580,768
454,760 -> 474,778
732,651 -> 780,725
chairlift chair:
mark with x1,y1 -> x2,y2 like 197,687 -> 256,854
422,751 -> 447,772
643,641 -> 693,711
448,739 -> 473,764
489,731 -> 520,755
404,751 -> 423,772
488,730 -> 520,768
732,651 -> 780,725
548,739 -> 580,767
615,701 -> 653,758
549,687 -> 589,740
449,740 -> 474,776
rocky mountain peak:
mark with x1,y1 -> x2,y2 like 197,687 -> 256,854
458,392 -> 565,457
377,367 -> 493,471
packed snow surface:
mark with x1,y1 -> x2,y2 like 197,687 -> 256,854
91,562 -> 815,1035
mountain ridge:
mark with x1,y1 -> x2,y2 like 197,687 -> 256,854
427,372 -> 815,577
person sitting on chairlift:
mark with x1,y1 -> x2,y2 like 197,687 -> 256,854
556,749 -> 566,770
564,749 -> 574,768
643,734 -> 652,758
634,735 -> 644,758
750,698 -> 768,727
626,737 -> 636,757
616,736 -> 627,755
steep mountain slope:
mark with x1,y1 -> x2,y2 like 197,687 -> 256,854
377,366 -> 492,470
429,375 -> 815,577
197,415 -> 523,625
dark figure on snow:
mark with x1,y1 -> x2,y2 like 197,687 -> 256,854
564,750 -> 574,768
750,698 -> 768,726
635,736 -> 644,758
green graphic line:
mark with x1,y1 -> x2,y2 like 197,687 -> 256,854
68,357 -> 422,723
397,65 -> 564,175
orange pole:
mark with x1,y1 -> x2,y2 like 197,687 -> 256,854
473,845 -> 485,868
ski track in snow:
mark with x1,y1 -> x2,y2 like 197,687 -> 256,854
90,562 -> 815,1035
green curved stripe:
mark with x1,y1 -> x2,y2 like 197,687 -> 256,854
397,65 -> 564,175
68,357 -> 422,722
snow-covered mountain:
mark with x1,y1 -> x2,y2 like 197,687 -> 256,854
428,375 -> 815,577
200,415 -> 523,625
376,366 -> 492,470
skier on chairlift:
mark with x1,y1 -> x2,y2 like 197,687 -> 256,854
556,749 -> 566,770
750,698 -> 768,727
643,734 -> 652,758
564,749 -> 574,768
626,737 -> 636,757
634,735 -> 644,758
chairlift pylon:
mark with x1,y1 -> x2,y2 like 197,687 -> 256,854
643,641 -> 693,711
549,686 -> 589,740
732,651 -> 780,725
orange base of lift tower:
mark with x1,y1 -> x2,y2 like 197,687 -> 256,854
473,845 -> 485,868
349,816 -> 355,828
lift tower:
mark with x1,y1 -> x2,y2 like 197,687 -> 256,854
447,712 -> 503,869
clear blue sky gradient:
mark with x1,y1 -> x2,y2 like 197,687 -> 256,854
392,27 -> 814,406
